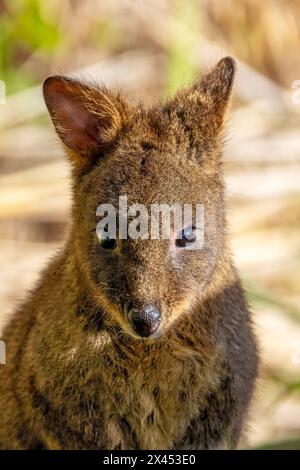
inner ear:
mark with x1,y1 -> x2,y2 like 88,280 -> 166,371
43,76 -> 124,161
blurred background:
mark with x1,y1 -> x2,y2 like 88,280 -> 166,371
0,0 -> 300,449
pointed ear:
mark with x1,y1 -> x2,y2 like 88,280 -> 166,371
172,57 -> 236,133
43,76 -> 126,168
198,56 -> 236,129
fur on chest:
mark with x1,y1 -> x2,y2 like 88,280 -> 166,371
28,328 -> 223,449
52,332 -> 222,449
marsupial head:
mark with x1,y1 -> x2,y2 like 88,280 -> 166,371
43,57 -> 235,339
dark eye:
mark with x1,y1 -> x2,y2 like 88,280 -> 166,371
175,226 -> 196,248
96,224 -> 117,251
99,235 -> 117,250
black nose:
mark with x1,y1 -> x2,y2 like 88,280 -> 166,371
127,305 -> 161,337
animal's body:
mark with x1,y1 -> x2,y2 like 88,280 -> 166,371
0,57 -> 258,449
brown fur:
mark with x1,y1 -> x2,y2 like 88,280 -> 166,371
0,57 -> 258,450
